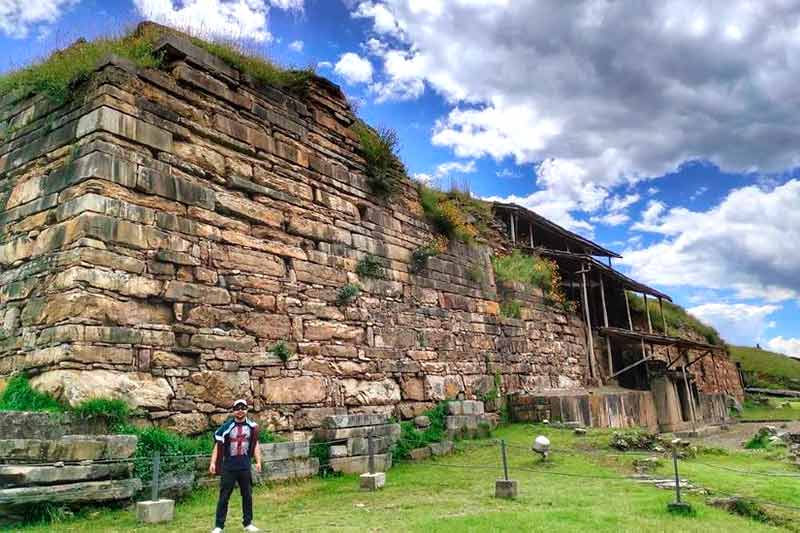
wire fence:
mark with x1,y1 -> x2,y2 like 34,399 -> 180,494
2,430 -> 799,520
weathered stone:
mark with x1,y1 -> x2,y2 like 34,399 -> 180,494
313,423 -> 401,442
0,463 -> 131,488
0,478 -> 141,505
163,281 -> 231,304
414,416 -> 431,429
258,457 -> 319,482
293,407 -> 347,429
0,435 -> 137,462
160,413 -> 208,435
240,314 -> 292,340
262,376 -> 327,404
287,216 -> 351,245
136,499 -> 175,524
191,334 -> 256,351
341,379 -> 401,406
182,371 -> 250,408
216,192 -> 284,227
329,453 -> 392,475
409,447 -> 431,461
77,107 -> 172,152
30,370 -> 173,409
260,441 -> 309,462
360,472 -> 385,491
321,414 -> 389,429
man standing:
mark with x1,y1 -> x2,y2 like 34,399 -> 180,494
210,399 -> 262,533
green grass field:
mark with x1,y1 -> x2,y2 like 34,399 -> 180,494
12,425 -> 800,533
730,345 -> 800,391
738,398 -> 800,421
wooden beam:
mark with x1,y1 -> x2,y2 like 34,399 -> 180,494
681,353 -> 698,429
643,293 -> 653,333
599,274 -> 613,376
529,221 -> 534,248
580,266 -> 599,382
658,297 -> 667,336
686,350 -> 712,369
624,290 -> 634,330
510,213 -> 516,243
610,348 -> 656,379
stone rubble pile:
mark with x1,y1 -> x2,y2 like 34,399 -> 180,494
314,414 -> 400,474
0,412 -> 140,518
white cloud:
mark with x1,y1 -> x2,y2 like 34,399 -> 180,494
334,52 -> 374,84
133,0 -> 302,42
690,186 -> 709,201
590,212 -> 630,226
288,39 -> 304,52
766,337 -> 800,359
622,180 -> 800,302
317,61 -> 333,69
350,0 -> 800,193
0,0 -> 77,38
413,159 -> 476,186
688,303 -> 780,345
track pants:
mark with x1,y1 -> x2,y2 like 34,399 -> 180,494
214,469 -> 253,528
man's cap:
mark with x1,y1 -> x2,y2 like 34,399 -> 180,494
232,399 -> 249,409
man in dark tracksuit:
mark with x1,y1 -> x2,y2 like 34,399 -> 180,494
210,399 -> 262,533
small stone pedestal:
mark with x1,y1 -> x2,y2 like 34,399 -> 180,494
495,479 -> 518,499
667,501 -> 693,515
359,472 -> 386,491
136,499 -> 175,523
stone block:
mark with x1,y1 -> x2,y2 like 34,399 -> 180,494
428,441 -> 454,456
329,453 -> 392,475
341,379 -> 401,406
262,376 -> 327,404
330,445 -> 348,458
346,436 -> 393,456
163,281 -> 230,305
30,370 -> 173,410
360,472 -> 385,491
259,457 -> 319,482
77,106 -> 172,153
0,463 -> 131,488
260,441 -> 310,462
136,499 -> 175,524
409,447 -> 431,461
314,424 -> 401,442
321,414 -> 389,429
495,479 -> 518,499
414,416 -> 431,429
0,478 -> 141,505
294,407 -> 348,429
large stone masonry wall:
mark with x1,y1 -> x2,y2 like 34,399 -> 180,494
0,36 -> 588,434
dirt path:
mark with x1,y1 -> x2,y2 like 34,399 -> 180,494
689,421 -> 800,450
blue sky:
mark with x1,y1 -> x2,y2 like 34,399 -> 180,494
2,1 -> 799,357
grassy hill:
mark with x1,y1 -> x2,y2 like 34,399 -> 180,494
729,345 -> 800,391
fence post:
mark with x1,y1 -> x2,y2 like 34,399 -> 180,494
136,450 -> 175,524
495,439 -> 517,498
360,431 -> 384,491
367,431 -> 375,475
151,451 -> 161,502
667,442 -> 692,514
501,439 -> 509,481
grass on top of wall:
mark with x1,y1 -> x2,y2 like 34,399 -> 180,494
418,184 -> 493,244
729,345 -> 800,391
627,292 -> 723,346
0,23 -> 313,106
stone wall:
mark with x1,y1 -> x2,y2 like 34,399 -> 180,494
0,32 -> 739,435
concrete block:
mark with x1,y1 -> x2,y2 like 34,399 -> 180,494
495,479 -> 518,499
359,472 -> 385,491
136,499 -> 175,523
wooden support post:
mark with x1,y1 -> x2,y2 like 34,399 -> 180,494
659,297 -> 668,336
643,293 -> 653,333
510,213 -> 516,243
580,266 -> 598,382
529,221 -> 534,248
599,275 -> 613,377
681,357 -> 698,430
624,290 -> 634,331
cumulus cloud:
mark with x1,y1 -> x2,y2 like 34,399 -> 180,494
687,303 -> 780,346
133,0 -> 302,42
413,159 -> 476,185
350,0 -> 800,228
766,337 -> 800,359
317,60 -> 333,69
288,39 -> 303,52
334,52 -> 374,84
0,0 -> 78,38
622,180 -> 800,302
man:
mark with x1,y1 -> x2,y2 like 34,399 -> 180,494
210,399 -> 262,533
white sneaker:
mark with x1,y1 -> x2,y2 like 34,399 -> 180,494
244,525 -> 261,532
211,528 -> 223,533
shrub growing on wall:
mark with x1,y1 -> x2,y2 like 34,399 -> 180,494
356,253 -> 384,279
354,122 -> 403,199
492,251 -> 574,312
418,185 -> 492,244
336,283 -> 361,306
410,235 -> 449,273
